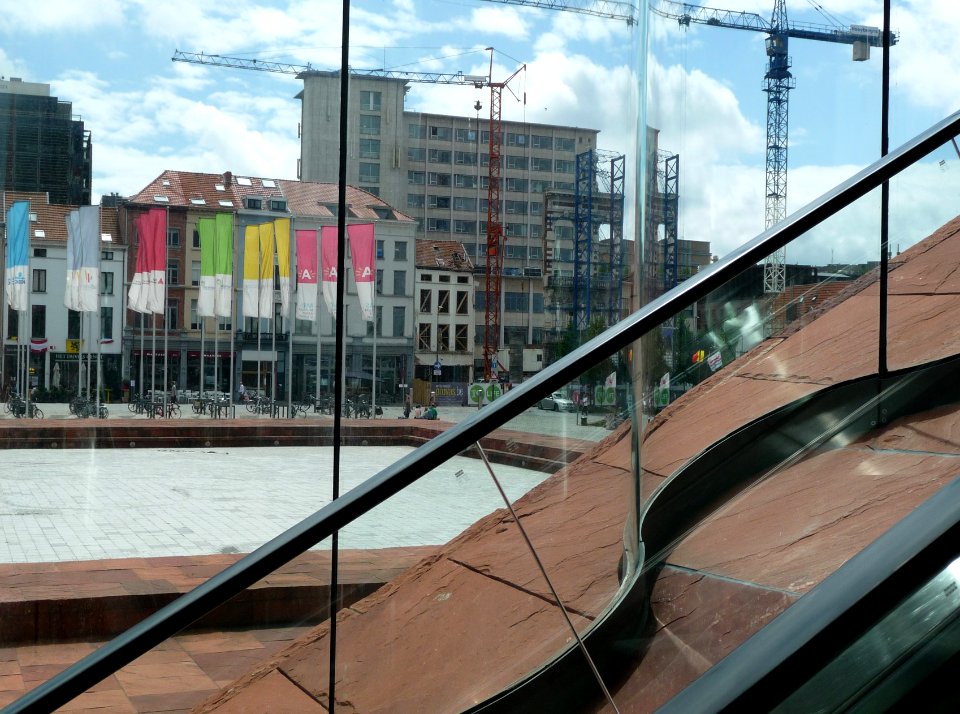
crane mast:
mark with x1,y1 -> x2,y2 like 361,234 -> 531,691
481,0 -> 895,294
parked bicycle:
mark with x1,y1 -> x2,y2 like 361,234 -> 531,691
127,393 -> 149,415
7,394 -> 42,419
72,395 -> 108,419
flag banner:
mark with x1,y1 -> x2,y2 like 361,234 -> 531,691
348,223 -> 375,321
295,229 -> 318,322
30,338 -> 50,353
130,207 -> 167,314
5,201 -> 29,312
65,205 -> 100,312
320,226 -> 338,316
196,217 -> 216,317
707,350 -> 723,372
128,213 -> 150,313
605,371 -> 617,388
214,213 -> 233,318
77,205 -> 100,312
258,221 -> 275,318
275,217 -> 292,319
242,225 -> 260,318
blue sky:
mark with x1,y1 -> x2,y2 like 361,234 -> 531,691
1,0 -> 957,261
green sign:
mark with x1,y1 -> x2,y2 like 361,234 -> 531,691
486,383 -> 502,402
468,383 -> 485,405
595,385 -> 615,406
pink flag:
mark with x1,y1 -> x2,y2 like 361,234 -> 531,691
130,207 -> 166,314
295,229 -> 318,321
320,226 -> 339,316
348,223 -> 376,321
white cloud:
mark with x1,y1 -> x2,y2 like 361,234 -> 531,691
0,0 -> 126,34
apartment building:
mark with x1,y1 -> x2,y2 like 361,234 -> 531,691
298,72 -> 602,378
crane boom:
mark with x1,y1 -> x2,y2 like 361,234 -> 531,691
172,50 -> 487,86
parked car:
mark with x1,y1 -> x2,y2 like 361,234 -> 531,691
539,391 -> 575,411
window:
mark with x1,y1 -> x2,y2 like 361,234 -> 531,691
167,228 -> 180,246
505,292 -> 529,311
437,324 -> 450,352
453,196 -> 476,212
166,301 -> 178,330
193,229 -> 201,248
407,194 -> 425,209
361,186 -> 380,197
33,248 -> 47,258
455,324 -> 468,352
555,159 -> 575,174
366,305 -> 382,337
505,200 -> 527,215
31,304 -> 45,338
532,157 -> 552,172
455,128 -> 478,142
418,323 -> 432,351
429,125 -> 452,141
505,178 -> 528,193
167,261 -> 179,286
556,137 -> 577,152
68,310 -> 80,339
533,293 -> 545,313
375,240 -> 384,259
191,299 -> 200,329
454,151 -> 477,166
531,134 -> 553,149
393,270 -> 406,295
101,251 -> 114,261
505,155 -> 528,170
32,269 -> 46,293
427,218 -> 450,232
376,268 -> 383,294
530,201 -> 543,216
394,241 -> 407,260
408,171 -> 425,185
218,315 -> 231,331
456,291 -> 469,315
359,114 -> 380,135
531,179 -> 551,193
269,199 -> 287,212
408,123 -> 426,139
453,220 -> 475,234
529,246 -> 544,260
454,174 -> 477,189
427,172 -> 451,187
191,261 -> 201,286
98,306 -> 113,340
428,195 -> 451,209
359,138 -> 380,159
245,197 -> 262,210
506,132 -> 527,146
101,272 -> 114,295
429,149 -> 451,163
359,90 -> 381,111
438,290 -> 450,314
359,162 -> 380,183
439,274 -> 450,283
457,275 -> 469,283
407,147 -> 426,162
393,306 -> 405,337
554,180 -> 575,191
420,289 -> 432,313
505,223 -> 527,237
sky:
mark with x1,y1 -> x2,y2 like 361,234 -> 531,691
1,0 -> 958,264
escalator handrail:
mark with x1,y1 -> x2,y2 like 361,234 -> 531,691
9,110 -> 960,713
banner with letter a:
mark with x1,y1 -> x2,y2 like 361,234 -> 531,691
295,229 -> 318,321
320,226 -> 338,317
348,223 -> 375,321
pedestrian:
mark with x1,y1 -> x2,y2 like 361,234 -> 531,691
402,393 -> 412,419
238,382 -> 248,402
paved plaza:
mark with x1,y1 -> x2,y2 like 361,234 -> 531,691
0,445 -> 557,564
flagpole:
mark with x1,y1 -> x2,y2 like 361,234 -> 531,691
372,275 -> 377,415
286,219 -> 293,414
315,228 -> 321,404
162,207 -> 169,414
229,215 -> 237,411
25,200 -> 32,412
1,191 -> 6,394
96,204 -> 102,414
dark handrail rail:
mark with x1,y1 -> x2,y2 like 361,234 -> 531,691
9,110 -> 960,713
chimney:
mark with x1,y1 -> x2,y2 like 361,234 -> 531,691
223,171 -> 232,188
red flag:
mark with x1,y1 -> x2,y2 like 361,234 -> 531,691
348,223 -> 376,321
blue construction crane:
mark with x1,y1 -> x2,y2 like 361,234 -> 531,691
481,0 -> 896,292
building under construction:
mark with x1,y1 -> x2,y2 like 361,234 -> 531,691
0,77 -> 92,206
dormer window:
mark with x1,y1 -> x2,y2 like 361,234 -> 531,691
269,199 -> 287,212
245,197 -> 263,210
